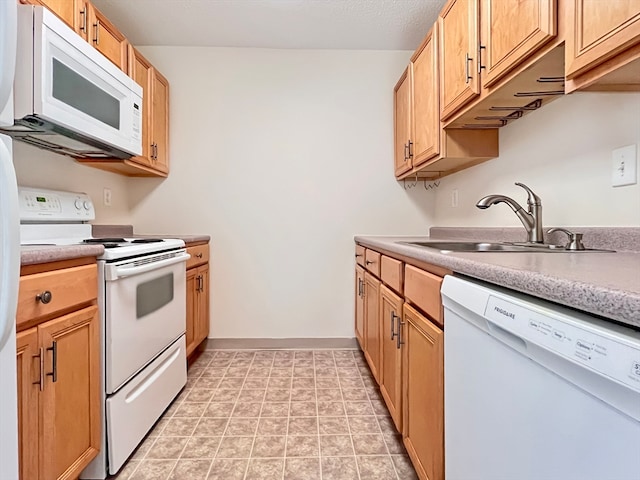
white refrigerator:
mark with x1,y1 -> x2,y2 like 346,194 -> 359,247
0,1 -> 20,479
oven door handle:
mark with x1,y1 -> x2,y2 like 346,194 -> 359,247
106,253 -> 191,281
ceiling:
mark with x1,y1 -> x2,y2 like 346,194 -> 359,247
91,0 -> 447,50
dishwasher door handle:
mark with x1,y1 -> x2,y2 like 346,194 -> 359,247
106,253 -> 190,280
486,319 -> 528,353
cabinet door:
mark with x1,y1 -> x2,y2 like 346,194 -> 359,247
21,0 -> 89,39
197,264 -> 210,346
355,266 -> 365,350
439,0 -> 480,120
379,285 -> 403,432
363,272 -> 381,383
128,46 -> 153,168
88,3 -> 128,70
394,69 -> 412,177
186,267 -> 198,357
403,303 -> 444,480
480,0 -> 556,87
17,328 -> 39,480
411,27 -> 440,168
566,0 -> 640,78
39,306 -> 100,480
151,69 -> 170,174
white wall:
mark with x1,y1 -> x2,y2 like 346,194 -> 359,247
128,47 -> 435,339
433,93 -> 640,227
13,142 -> 132,224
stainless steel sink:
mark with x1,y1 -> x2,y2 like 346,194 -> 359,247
401,241 -> 613,253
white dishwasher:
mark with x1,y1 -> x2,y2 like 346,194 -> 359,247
441,275 -> 640,480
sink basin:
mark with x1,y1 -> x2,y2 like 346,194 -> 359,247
404,241 -> 540,252
401,241 -> 613,253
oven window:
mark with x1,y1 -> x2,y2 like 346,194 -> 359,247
52,59 -> 120,129
136,273 -> 174,318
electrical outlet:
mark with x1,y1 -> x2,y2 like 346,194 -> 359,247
451,189 -> 459,208
612,144 -> 637,187
103,187 -> 112,206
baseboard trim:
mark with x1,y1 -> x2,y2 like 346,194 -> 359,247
205,338 -> 358,350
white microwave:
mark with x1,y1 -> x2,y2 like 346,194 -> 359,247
0,5 -> 142,159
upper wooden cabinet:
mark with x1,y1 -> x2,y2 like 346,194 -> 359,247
123,46 -> 170,176
394,24 -> 498,181
394,69 -> 412,176
87,3 -> 128,70
151,69 -> 170,175
439,0 -> 480,121
480,0 -> 557,88
565,0 -> 640,92
23,0 -> 172,178
439,0 -> 559,123
411,29 -> 440,168
21,0 -> 90,40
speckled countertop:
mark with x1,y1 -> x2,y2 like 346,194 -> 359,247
21,244 -> 105,266
355,235 -> 640,329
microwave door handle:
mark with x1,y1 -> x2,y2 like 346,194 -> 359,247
106,253 -> 191,281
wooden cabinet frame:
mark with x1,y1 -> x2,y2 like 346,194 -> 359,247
16,260 -> 101,480
186,244 -> 210,358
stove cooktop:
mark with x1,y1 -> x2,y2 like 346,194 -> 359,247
18,187 -> 185,261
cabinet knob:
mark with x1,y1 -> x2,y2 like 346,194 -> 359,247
365,260 -> 374,265
195,253 -> 203,258
36,291 -> 53,304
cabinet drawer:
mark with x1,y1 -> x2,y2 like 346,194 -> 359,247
404,265 -> 443,326
17,264 -> 97,328
364,249 -> 381,277
381,256 -> 403,294
187,244 -> 209,269
355,244 -> 366,267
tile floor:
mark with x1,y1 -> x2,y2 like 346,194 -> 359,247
111,349 -> 418,480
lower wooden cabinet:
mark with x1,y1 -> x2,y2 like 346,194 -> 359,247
354,243 -> 447,480
354,265 -> 365,349
379,284 -> 403,431
363,271 -> 381,383
403,302 -> 444,480
16,260 -> 101,480
17,306 -> 100,480
186,243 -> 210,358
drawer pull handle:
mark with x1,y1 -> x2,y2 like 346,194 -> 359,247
391,312 -> 397,340
33,347 -> 44,391
195,253 -> 203,258
355,253 -> 363,258
80,6 -> 87,32
46,341 -> 58,383
365,260 -> 374,265
397,319 -> 405,349
36,291 -> 52,304
93,20 -> 100,44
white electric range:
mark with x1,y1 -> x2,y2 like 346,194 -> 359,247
19,186 -> 189,478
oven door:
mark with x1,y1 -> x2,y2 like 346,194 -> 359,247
103,250 -> 189,394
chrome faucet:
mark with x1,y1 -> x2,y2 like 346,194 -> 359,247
476,182 -> 544,243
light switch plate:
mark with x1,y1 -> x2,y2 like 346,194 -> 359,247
612,144 -> 637,187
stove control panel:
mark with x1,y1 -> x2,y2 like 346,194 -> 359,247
18,186 -> 95,222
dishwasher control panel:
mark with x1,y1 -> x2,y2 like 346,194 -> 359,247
484,295 -> 640,392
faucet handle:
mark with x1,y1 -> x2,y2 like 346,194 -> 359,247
515,182 -> 541,206
547,228 -> 585,251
